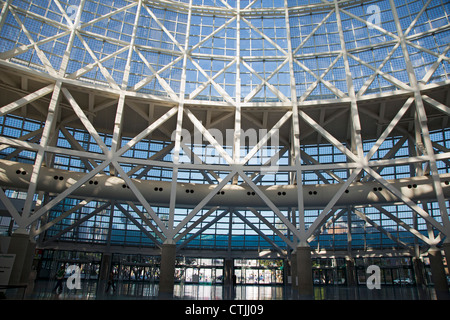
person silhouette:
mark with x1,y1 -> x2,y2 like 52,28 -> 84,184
53,265 -> 65,294
106,271 -> 116,293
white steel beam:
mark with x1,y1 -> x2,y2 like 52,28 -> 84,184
305,168 -> 361,239
116,106 -> 178,158
112,159 -> 170,237
347,51 -> 413,92
0,0 -> 12,32
292,9 -> 335,55
233,209 -> 285,253
285,0 -> 307,245
133,47 -> 180,100
238,169 -> 303,241
294,53 -> 346,101
32,198 -> 93,237
365,97 -> 414,161
0,84 -> 54,117
233,6 -> 241,182
190,58 -> 237,100
307,208 -> 344,243
247,207 -> 296,249
42,202 -> 111,243
365,166 -> 446,235
74,31 -> 121,90
174,206 -> 220,243
188,57 -> 235,105
420,44 -> 450,84
338,7 -> 399,42
78,2 -> 138,31
67,46 -> 130,81
115,202 -> 163,248
374,204 -> 436,246
184,108 -> 234,165
335,0 -> 364,161
403,0 -> 433,37
131,54 -> 184,92
8,6 -> 58,77
172,170 -> 235,236
422,95 -> 450,116
167,0 -> 193,240
241,111 -> 292,165
352,208 -> 414,254
355,42 -> 402,97
177,209 -> 229,250
22,81 -> 62,222
126,201 -> 166,242
142,2 -> 185,53
24,158 -> 111,227
298,109 -> 360,164
61,87 -> 110,155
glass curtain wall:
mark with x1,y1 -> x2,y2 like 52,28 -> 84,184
0,0 -> 449,274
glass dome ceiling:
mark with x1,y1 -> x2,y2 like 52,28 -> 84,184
0,0 -> 450,254
0,0 -> 449,104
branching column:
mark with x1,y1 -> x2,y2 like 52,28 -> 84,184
389,0 -> 450,297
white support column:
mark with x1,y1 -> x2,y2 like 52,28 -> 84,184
233,5 -> 241,184
59,0 -> 85,77
284,0 -> 306,246
389,0 -> 450,297
121,0 -> 142,90
285,1 -> 313,297
334,0 -> 364,161
388,0 -> 450,239
22,81 -> 62,223
110,94 -> 126,176
158,242 -> 177,298
167,0 -> 192,239
7,228 -> 36,286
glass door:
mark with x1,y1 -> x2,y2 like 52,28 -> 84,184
381,268 -> 393,284
199,268 -> 212,283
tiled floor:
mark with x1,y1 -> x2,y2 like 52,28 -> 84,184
4,279 -> 443,300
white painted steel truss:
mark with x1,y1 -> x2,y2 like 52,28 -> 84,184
0,0 -> 449,257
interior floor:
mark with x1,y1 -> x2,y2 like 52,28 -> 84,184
4,280 -> 440,300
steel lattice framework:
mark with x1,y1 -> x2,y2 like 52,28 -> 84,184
0,0 -> 450,260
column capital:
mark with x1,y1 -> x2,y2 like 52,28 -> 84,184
12,228 -> 29,236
